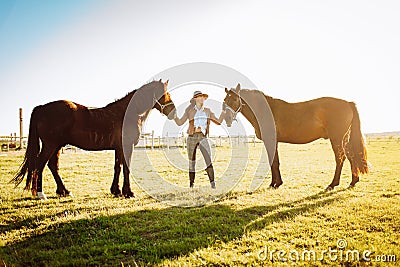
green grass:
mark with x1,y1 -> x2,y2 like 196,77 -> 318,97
0,138 -> 399,266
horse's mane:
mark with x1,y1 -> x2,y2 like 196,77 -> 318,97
240,88 -> 287,105
110,90 -> 137,105
106,80 -> 161,107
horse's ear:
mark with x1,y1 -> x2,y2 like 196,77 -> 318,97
159,79 -> 162,82
164,79 -> 169,86
225,87 -> 228,93
235,83 -> 241,92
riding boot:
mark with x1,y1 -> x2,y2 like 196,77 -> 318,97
189,172 -> 195,188
205,165 -> 216,189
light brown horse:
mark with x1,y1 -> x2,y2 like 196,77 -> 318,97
12,80 -> 176,199
223,84 -> 368,190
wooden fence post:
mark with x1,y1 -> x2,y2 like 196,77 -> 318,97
166,132 -> 169,150
151,130 -> 154,150
19,108 -> 23,148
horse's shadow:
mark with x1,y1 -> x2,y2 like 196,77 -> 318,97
1,189 -> 346,266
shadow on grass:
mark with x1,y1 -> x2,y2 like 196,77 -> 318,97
0,189 -> 346,266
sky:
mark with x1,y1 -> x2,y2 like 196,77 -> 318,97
0,0 -> 399,137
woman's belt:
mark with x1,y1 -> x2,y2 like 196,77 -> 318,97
188,132 -> 205,137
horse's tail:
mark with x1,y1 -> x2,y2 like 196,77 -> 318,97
347,102 -> 369,175
11,106 -> 41,193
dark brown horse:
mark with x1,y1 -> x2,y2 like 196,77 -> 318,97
223,84 -> 368,190
12,80 -> 176,199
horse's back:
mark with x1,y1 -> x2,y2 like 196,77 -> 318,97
300,97 -> 354,140
39,100 -> 83,113
274,97 -> 353,143
312,97 -> 353,127
295,97 -> 352,119
299,97 -> 349,109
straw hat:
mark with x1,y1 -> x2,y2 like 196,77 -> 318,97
192,90 -> 208,99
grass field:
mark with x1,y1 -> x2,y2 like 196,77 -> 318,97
0,138 -> 399,266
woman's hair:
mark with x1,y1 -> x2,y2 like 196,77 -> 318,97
185,98 -> 195,113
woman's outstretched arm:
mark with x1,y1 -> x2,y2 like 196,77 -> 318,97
174,108 -> 189,126
209,110 -> 226,125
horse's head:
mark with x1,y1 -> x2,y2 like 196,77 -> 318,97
223,83 -> 243,127
153,79 -> 176,120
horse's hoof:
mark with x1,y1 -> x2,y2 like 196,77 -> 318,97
325,186 -> 334,191
60,191 -> 73,197
269,184 -> 281,189
37,192 -> 48,200
348,184 -> 355,189
124,193 -> 134,199
56,189 -> 71,197
122,187 -> 134,198
111,188 -> 122,197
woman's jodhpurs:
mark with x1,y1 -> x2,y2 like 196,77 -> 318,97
187,132 -> 215,188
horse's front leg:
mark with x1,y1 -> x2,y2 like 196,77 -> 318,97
270,148 -> 283,188
110,150 -> 122,197
122,145 -> 134,198
265,140 -> 282,189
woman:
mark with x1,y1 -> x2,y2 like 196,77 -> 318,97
174,90 -> 225,188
